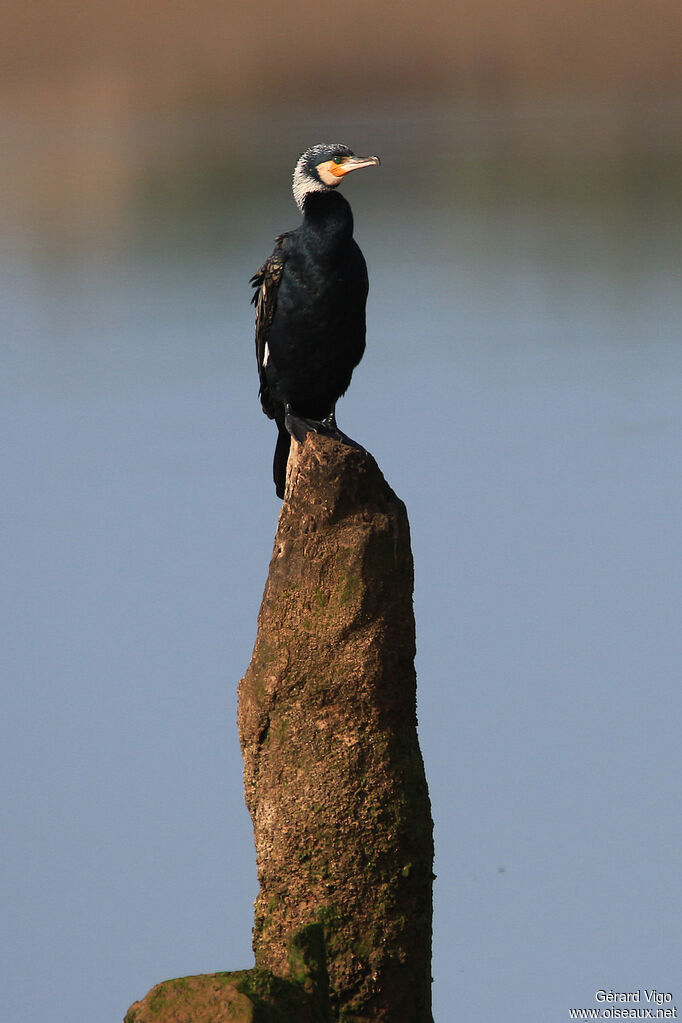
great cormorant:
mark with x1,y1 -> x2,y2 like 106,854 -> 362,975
251,143 -> 380,498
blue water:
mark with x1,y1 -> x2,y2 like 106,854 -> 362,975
2,106 -> 681,1022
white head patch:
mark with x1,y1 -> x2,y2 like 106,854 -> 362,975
292,155 -> 332,212
291,144 -> 351,212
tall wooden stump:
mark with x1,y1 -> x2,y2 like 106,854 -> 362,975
125,433 -> 434,1023
238,433 -> 434,1022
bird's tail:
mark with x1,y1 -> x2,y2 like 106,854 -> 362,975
273,425 -> 291,499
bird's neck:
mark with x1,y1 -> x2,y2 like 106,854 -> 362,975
301,191 -> 354,247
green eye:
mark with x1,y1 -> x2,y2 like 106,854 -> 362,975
332,155 -> 344,165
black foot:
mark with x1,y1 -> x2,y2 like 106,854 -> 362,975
284,404 -> 324,444
284,404 -> 365,452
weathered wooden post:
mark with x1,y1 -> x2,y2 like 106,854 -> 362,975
125,434 -> 434,1023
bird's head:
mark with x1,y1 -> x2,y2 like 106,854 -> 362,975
292,143 -> 380,212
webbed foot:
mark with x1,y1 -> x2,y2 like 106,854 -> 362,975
320,411 -> 365,452
284,404 -> 364,452
284,404 -> 324,444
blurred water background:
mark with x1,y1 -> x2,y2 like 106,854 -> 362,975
2,5 -> 682,1022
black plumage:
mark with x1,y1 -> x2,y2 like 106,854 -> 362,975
251,143 -> 380,498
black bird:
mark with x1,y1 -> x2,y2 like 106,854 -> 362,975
251,143 -> 380,498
